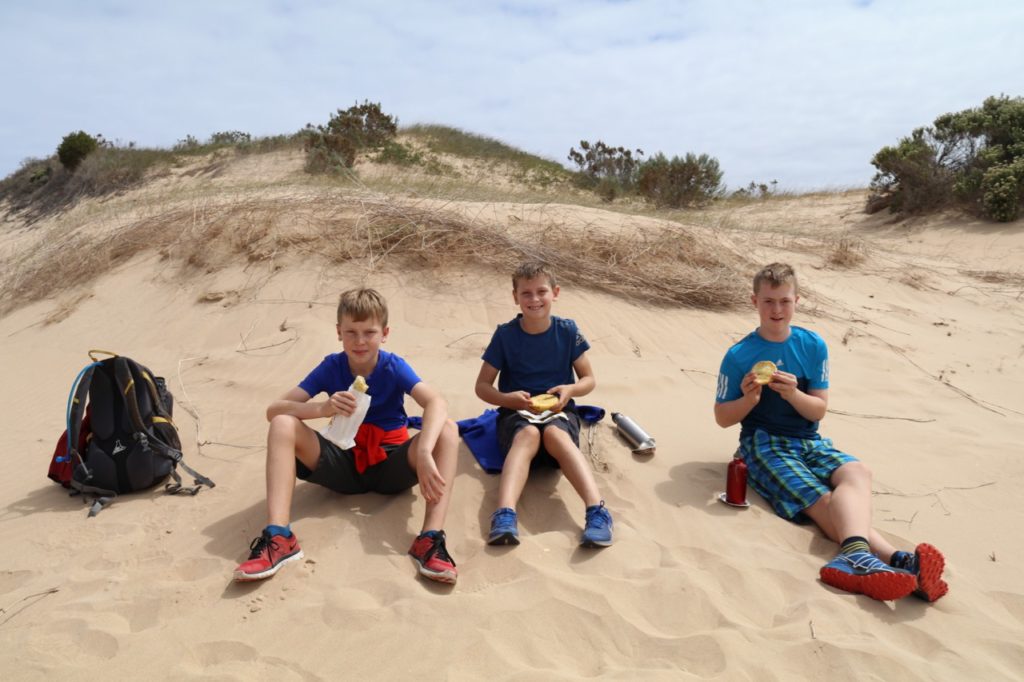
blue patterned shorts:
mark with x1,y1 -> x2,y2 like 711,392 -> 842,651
739,429 -> 857,520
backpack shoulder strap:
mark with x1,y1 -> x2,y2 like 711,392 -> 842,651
66,361 -> 99,468
114,357 -> 215,495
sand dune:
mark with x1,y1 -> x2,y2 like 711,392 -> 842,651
2,173 -> 1023,680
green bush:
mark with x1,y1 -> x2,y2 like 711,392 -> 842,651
567,140 -> 643,196
869,128 -> 953,213
635,152 -> 723,208
980,161 -> 1024,222
869,95 -> 1024,221
375,140 -> 423,166
304,101 -> 398,173
208,130 -> 251,146
57,131 -> 99,172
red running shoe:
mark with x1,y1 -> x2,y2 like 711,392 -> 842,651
234,530 -> 304,581
911,543 -> 949,602
820,550 -> 917,601
408,530 -> 458,584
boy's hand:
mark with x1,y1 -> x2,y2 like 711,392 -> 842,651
414,446 -> 446,503
547,384 -> 573,412
505,391 -> 533,411
322,390 -> 357,417
767,370 -> 799,400
740,372 -> 764,404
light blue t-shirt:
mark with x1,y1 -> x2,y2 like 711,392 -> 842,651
482,315 -> 590,397
298,350 -> 421,431
715,326 -> 829,439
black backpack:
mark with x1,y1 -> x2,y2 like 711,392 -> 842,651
61,351 -> 214,516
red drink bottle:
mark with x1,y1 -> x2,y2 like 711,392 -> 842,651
726,455 -> 748,505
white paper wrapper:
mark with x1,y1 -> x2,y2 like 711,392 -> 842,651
320,381 -> 371,449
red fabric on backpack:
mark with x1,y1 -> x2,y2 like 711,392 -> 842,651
48,409 -> 91,488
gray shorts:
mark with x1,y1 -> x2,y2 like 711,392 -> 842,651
297,432 -> 417,494
496,406 -> 581,470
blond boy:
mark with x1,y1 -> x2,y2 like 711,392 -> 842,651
714,263 -> 947,601
234,288 -> 460,584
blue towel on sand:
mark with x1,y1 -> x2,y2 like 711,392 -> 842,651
409,406 -> 605,474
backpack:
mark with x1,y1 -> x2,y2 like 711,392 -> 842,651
50,350 -> 215,516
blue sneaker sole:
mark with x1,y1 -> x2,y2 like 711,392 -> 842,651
488,531 -> 520,546
580,537 -> 612,548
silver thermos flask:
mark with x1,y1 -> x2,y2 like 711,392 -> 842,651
611,412 -> 655,456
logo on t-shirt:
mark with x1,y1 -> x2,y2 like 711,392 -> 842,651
716,373 -> 728,401
576,332 -> 586,347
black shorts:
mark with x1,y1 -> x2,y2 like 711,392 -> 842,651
297,432 -> 418,494
496,406 -> 581,470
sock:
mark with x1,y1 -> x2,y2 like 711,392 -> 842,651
840,536 -> 870,555
265,524 -> 292,538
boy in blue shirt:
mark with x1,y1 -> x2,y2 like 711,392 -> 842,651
714,263 -> 947,602
234,288 -> 460,584
475,261 -> 613,548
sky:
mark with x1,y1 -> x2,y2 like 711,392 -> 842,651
1,1 -> 1022,191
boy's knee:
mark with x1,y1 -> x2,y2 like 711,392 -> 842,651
268,413 -> 303,438
513,425 -> 541,446
542,425 -> 573,447
835,460 -> 872,485
440,419 -> 459,445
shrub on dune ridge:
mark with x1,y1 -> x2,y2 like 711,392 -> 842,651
57,131 -> 99,171
303,101 -> 399,173
0,194 -> 750,316
869,95 -> 1024,221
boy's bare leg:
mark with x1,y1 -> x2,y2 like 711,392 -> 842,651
416,420 -> 460,531
804,492 -> 899,561
542,427 -> 601,507
805,461 -> 901,560
266,414 -> 322,527
496,426 -> 541,509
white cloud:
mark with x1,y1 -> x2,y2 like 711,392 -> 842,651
1,0 -> 1022,189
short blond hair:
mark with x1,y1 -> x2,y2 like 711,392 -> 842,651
753,262 -> 798,295
512,261 -> 557,290
337,288 -> 388,326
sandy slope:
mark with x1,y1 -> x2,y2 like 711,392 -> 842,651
2,177 -> 1023,680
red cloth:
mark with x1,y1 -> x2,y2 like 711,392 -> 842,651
352,422 -> 409,473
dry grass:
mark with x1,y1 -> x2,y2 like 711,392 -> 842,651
960,269 -> 1024,287
825,234 -> 867,268
0,191 -> 750,316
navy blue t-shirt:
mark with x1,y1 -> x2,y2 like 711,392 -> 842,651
482,315 -> 590,396
715,326 -> 830,439
298,350 -> 421,431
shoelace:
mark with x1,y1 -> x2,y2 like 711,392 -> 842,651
586,507 -> 610,529
843,551 -> 896,572
422,533 -> 456,566
492,509 -> 516,525
247,533 -> 282,560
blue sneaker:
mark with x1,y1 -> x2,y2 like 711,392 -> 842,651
820,550 -> 916,601
580,501 -> 613,548
488,507 -> 520,545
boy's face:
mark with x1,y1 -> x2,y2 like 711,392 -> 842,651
336,314 -> 389,364
752,282 -> 798,339
513,275 -> 559,321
